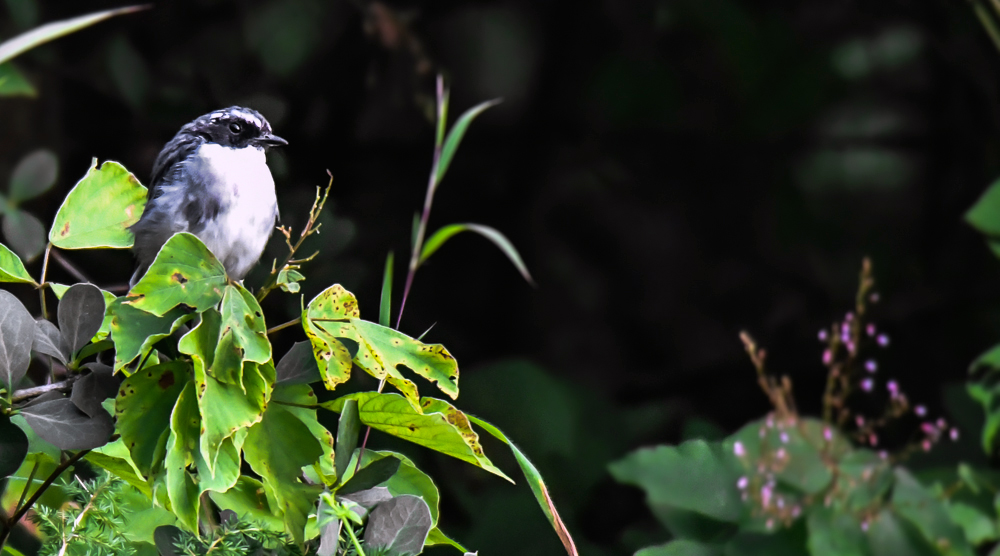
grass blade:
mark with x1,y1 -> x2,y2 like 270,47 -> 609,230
0,5 -> 149,65
380,251 -> 394,328
434,99 -> 501,185
420,223 -> 534,285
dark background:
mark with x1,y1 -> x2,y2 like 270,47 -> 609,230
4,0 -> 1000,554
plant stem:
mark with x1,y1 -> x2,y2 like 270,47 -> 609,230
266,317 -> 301,336
39,243 -> 52,319
10,377 -> 76,403
0,450 -> 89,551
343,521 -> 366,556
49,249 -> 90,283
15,461 -> 39,514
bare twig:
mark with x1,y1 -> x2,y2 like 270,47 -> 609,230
10,377 -> 76,403
49,249 -> 90,283
267,317 -> 302,336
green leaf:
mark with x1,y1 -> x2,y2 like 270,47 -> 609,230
380,251 -> 393,327
164,381 -> 201,532
0,243 -> 34,284
425,527 -> 467,552
276,267 -> 304,293
0,63 -> 36,97
0,414 -> 28,478
272,382 -> 336,484
209,476 -> 285,532
244,396 -> 324,544
806,507 -> 870,556
435,99 -> 501,184
196,360 -> 272,475
334,398 -> 360,481
110,300 -> 194,373
469,414 -> 579,555
634,541 -> 725,556
865,509 -> 939,556
49,159 -> 146,249
324,393 -> 510,481
420,223 -> 533,284
610,439 -> 742,523
115,361 -> 189,476
967,178 -> 1000,238
337,456 -> 400,495
213,284 -> 271,384
0,5 -> 147,65
9,149 -> 57,203
2,210 -> 45,262
177,307 -> 220,378
892,469 -> 974,556
125,232 -> 227,316
86,437 -> 152,497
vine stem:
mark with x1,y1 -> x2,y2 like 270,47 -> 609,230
0,450 -> 89,552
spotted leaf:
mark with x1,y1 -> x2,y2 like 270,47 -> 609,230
49,159 -> 146,249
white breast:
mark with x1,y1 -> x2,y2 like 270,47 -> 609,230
189,143 -> 278,279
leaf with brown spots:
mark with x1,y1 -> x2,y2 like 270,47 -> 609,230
195,359 -> 273,475
109,298 -> 194,374
126,232 -> 227,316
302,315 -> 353,391
322,392 -> 510,482
349,319 -> 459,400
115,360 -> 190,475
49,159 -> 147,249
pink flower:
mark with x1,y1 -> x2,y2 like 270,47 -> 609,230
734,441 -> 745,457
737,476 -> 749,490
950,428 -> 959,441
822,349 -> 832,365
865,360 -> 877,373
823,427 -> 833,441
877,334 -> 890,347
866,323 -> 876,337
861,378 -> 874,392
818,329 -> 828,342
914,405 -> 926,417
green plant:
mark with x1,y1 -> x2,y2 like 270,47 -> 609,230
0,13 -> 577,553
610,259 -> 1000,556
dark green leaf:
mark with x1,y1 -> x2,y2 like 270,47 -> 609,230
9,149 -> 57,202
0,63 -> 35,97
324,393 -> 511,481
209,476 -> 285,532
70,363 -> 118,418
109,301 -> 192,373
610,439 -> 742,523
892,469 -> 974,556
107,34 -> 148,108
338,456 -> 400,495
164,381 -> 201,531
967,179 -> 1000,237
58,283 -> 105,354
153,525 -> 184,556
49,159 -> 146,249
420,223 -> 533,284
634,541 -> 725,556
0,243 -> 35,283
0,290 -> 35,389
435,99 -> 501,184
0,414 -> 28,478
244,397 -> 324,543
275,341 -> 321,385
354,450 -> 441,525
0,5 -> 147,65
363,494 -> 433,555
380,251 -> 393,327
272,382 -> 336,484
3,209 -> 46,261
334,398 -> 360,480
126,232 -> 226,315
865,510 -> 938,556
116,361 -> 189,475
807,507 -> 870,556
213,284 -> 270,383
21,397 -> 113,450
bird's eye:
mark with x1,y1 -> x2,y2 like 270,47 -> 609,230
229,122 -> 242,134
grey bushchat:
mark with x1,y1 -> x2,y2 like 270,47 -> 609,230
129,106 -> 287,286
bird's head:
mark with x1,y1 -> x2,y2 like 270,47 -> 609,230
187,106 -> 288,150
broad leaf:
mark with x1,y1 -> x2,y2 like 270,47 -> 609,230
323,392 -> 510,481
126,232 -> 226,316
116,361 -> 189,475
58,283 -> 105,354
110,300 -> 193,373
244,398 -> 324,543
50,159 -> 146,249
0,6 -> 147,65
363,494 -> 433,555
51,283 -> 116,343
0,243 -> 34,284
337,456 -> 400,495
334,398 -> 360,480
272,382 -> 337,484
213,284 -> 270,384
425,528 -> 467,551
303,285 -> 358,390
70,363 -> 119,418
21,397 -> 113,450
0,290 -> 35,389
209,476 -> 285,532
276,341 -> 321,385
32,318 -> 68,366
197,360 -> 272,474
9,149 -> 57,203
353,450 -> 441,525
807,507 -> 869,556
420,223 -> 533,284
86,437 -> 151,497
164,382 -> 201,532
352,319 -> 459,400
2,210 -> 45,261
470,414 -> 579,556
891,469 -> 974,555
10,414 -> 60,465
0,414 -> 28,478
435,99 -> 501,184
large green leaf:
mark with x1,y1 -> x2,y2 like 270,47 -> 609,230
109,300 -> 193,373
196,360 -> 272,474
244,397 -> 324,544
351,319 -> 459,399
126,232 -> 226,316
213,284 -> 270,384
807,507 -> 869,556
49,159 -> 146,249
0,6 -> 147,65
323,392 -> 510,482
9,149 -> 57,203
891,469 -> 974,556
115,361 -> 189,475
209,476 -> 285,532
86,437 -> 151,497
420,223 -> 533,284
164,381 -> 201,532
351,449 -> 441,525
609,439 -> 743,524
0,243 -> 35,284
469,414 -> 579,556
302,285 -> 357,389
272,383 -> 336,484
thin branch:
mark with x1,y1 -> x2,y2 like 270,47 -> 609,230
15,462 -> 39,514
59,476 -> 109,556
11,377 -> 76,403
49,249 -> 90,283
39,243 -> 52,319
267,317 -> 302,336
0,450 -> 89,551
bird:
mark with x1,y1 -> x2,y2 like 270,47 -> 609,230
129,106 -> 287,287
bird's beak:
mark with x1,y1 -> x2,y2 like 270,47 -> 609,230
257,134 -> 288,148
